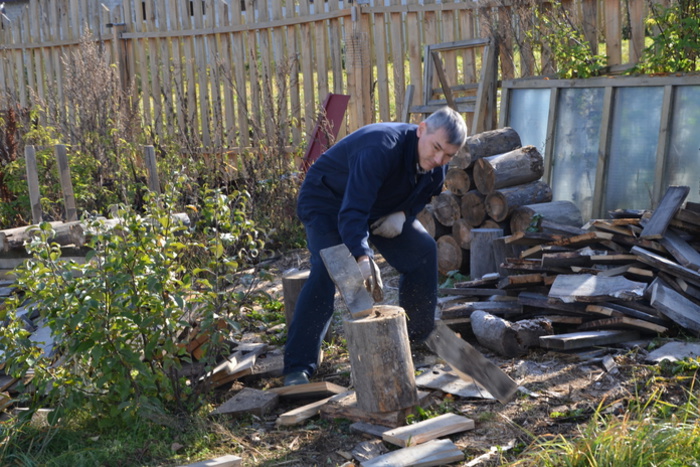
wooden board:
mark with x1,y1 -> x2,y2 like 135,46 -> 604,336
210,387 -> 279,417
650,279 -> 700,333
548,274 -> 646,303
382,413 -> 475,447
640,185 -> 690,239
577,316 -> 668,334
360,438 -> 464,467
659,229 -> 700,271
268,381 -> 347,399
179,454 -> 242,467
632,246 -> 700,288
276,396 -> 334,426
320,244 -> 374,318
425,321 -> 518,404
320,391 -> 431,428
539,330 -> 641,350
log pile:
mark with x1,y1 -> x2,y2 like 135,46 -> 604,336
421,127 -> 584,276
438,184 -> 700,356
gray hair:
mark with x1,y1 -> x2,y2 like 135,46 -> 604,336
424,106 -> 468,148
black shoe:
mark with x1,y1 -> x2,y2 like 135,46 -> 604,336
284,371 -> 309,386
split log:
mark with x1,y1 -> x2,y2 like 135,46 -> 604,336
485,180 -> 553,222
437,235 -> 469,275
464,126 -> 522,166
460,190 -> 487,227
473,145 -> 544,194
444,168 -> 471,196
470,228 -> 503,279
283,269 -> 331,342
510,201 -> 583,234
431,191 -> 461,227
343,305 -> 418,413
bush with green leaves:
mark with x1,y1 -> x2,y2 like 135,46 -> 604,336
635,0 -> 700,74
0,177 -> 264,428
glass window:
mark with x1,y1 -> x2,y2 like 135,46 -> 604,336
550,88 -> 605,221
506,88 -> 550,156
604,87 -> 664,213
666,86 -> 700,204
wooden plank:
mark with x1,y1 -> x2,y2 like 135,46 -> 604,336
276,395 -> 334,426
382,413 -> 474,448
425,320 -> 518,404
350,421 -> 392,438
54,144 -> 77,221
24,145 -> 43,224
640,186 -> 690,239
321,390 -> 430,428
210,387 -> 279,417
597,302 -> 670,326
659,229 -> 700,271
632,246 -> 700,288
268,381 -> 347,399
360,438 -> 464,467
603,0 -> 622,65
577,316 -> 668,334
539,330 -> 641,350
179,454 -> 242,467
548,274 -> 646,303
650,279 -> 700,333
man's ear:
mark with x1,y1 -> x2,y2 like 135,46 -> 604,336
417,121 -> 426,138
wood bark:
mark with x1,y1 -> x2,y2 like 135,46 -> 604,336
485,180 -> 553,222
437,234 -> 469,275
470,228 -> 503,279
431,191 -> 461,227
473,145 -> 544,194
509,201 -> 583,234
460,190 -> 487,227
343,305 -> 418,413
416,205 -> 437,238
464,127 -> 521,167
444,168 -> 471,196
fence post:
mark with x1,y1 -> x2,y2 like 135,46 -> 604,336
24,145 -> 42,224
54,145 -> 77,222
143,145 -> 161,194
345,5 -> 372,128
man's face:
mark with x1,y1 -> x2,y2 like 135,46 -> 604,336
416,122 -> 462,171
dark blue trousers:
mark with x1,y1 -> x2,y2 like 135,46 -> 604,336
283,215 -> 438,377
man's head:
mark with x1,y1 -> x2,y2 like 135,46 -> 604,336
416,107 -> 468,171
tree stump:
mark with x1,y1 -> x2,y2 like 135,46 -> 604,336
473,145 -> 544,194
283,269 -> 331,342
470,228 -> 503,279
461,190 -> 487,227
465,127 -> 522,166
485,180 -> 553,222
509,201 -> 583,234
343,305 -> 418,413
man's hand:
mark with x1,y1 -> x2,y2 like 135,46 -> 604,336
370,211 -> 406,238
357,256 -> 384,302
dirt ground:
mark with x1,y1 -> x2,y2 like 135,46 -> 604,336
222,250 -> 659,466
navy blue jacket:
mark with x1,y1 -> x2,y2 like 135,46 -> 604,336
297,122 -> 445,259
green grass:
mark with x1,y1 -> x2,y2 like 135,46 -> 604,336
507,370 -> 700,467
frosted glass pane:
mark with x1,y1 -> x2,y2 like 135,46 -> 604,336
551,88 -> 605,221
506,89 -> 550,156
604,87 -> 664,213
666,86 -> 700,204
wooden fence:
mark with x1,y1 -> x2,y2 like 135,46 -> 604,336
0,0 -> 670,151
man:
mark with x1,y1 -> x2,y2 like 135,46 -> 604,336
284,106 -> 468,386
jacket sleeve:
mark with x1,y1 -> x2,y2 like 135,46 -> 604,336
338,147 -> 393,258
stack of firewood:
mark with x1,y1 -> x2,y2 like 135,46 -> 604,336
436,185 -> 700,356
419,127 -> 583,276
